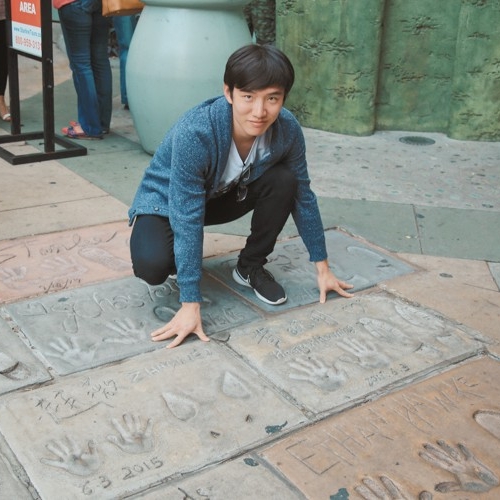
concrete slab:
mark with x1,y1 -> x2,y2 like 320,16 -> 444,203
0,343 -> 305,499
5,275 -> 262,375
416,206 -> 500,261
489,262 -> 500,290
304,128 -> 500,211
0,158 -> 115,211
223,291 -> 482,415
385,253 -> 500,349
62,147 -> 151,206
0,434 -> 34,499
205,230 -> 414,313
0,197 -> 128,240
131,454 -> 304,499
260,356 -> 500,500
0,317 -> 50,395
318,197 -> 423,254
0,221 -> 133,303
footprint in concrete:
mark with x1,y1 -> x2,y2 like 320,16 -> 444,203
154,306 -> 177,323
221,371 -> 251,399
474,410 -> 500,441
0,352 -> 30,380
162,392 -> 198,421
0,352 -> 19,374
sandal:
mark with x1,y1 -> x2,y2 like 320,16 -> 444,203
0,101 -> 11,122
62,124 -> 102,140
69,120 -> 109,136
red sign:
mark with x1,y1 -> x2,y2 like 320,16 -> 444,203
10,0 -> 42,57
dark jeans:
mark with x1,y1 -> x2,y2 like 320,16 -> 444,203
0,20 -> 7,94
130,164 -> 298,286
58,0 -> 112,136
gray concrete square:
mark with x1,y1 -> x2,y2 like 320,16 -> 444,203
62,147 -> 150,206
318,197 -> 423,254
5,275 -> 262,375
0,435 -> 34,499
0,316 -> 51,394
131,454 -> 303,499
204,230 -> 414,313
416,206 -> 500,261
223,291 -> 482,415
0,343 -> 305,499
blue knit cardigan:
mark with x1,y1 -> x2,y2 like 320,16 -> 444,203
129,96 -> 327,303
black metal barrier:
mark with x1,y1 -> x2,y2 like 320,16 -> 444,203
0,0 -> 86,165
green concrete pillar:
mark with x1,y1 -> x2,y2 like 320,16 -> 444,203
448,0 -> 500,141
276,0 -> 385,135
375,0 -> 461,133
127,0 -> 251,154
278,0 -> 500,141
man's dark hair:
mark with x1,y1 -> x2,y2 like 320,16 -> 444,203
224,44 -> 295,98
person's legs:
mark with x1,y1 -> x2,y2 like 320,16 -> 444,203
113,15 -> 137,106
130,215 -> 176,285
130,166 -> 296,298
236,164 -> 297,268
91,10 -> 113,132
206,165 -> 297,305
59,0 -> 105,137
0,19 -> 11,121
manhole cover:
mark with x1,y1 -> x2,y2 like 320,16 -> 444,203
399,136 -> 436,146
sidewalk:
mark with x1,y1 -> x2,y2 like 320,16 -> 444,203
0,24 -> 499,499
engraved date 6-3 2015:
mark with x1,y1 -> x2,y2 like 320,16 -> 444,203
81,457 -> 164,496
122,456 -> 164,480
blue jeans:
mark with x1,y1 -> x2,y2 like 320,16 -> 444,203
58,0 -> 112,137
113,15 -> 138,106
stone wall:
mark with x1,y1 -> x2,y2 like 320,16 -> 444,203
277,0 -> 500,141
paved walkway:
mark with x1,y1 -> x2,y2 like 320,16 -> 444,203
0,23 -> 499,499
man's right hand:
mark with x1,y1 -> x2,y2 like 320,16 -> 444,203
151,302 -> 209,349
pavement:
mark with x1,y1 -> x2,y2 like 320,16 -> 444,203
0,22 -> 499,500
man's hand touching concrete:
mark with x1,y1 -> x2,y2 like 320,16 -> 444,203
315,260 -> 354,303
151,302 -> 210,348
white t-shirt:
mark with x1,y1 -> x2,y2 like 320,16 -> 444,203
217,129 -> 271,192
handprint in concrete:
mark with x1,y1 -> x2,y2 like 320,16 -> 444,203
419,440 -> 499,493
41,436 -> 100,476
0,266 -> 27,289
103,318 -> 146,344
288,356 -> 347,391
354,475 -> 433,499
337,337 -> 391,369
48,337 -> 96,366
107,413 -> 154,454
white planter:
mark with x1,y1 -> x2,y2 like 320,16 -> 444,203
127,0 -> 251,154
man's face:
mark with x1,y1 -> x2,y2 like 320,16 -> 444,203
223,84 -> 285,142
